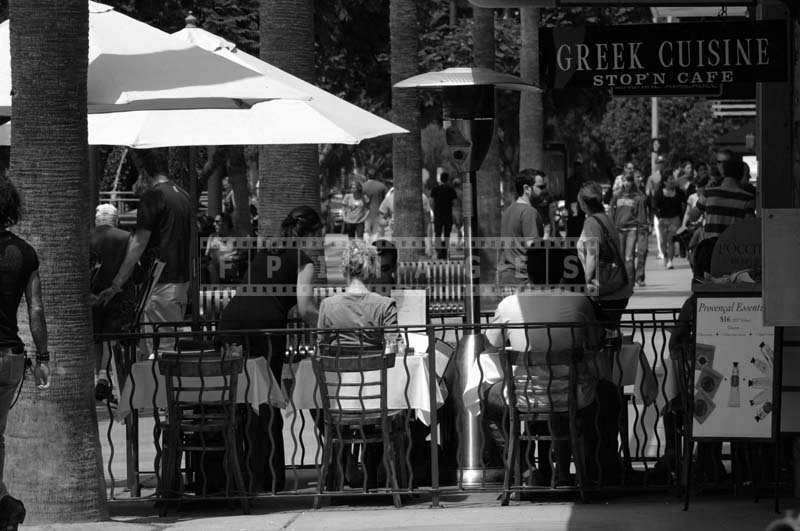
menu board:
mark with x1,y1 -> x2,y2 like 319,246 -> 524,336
391,289 -> 427,327
693,296 -> 776,440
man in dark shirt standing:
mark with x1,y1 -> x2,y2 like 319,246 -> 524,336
0,178 -> 49,528
430,172 -> 457,259
97,150 -> 192,328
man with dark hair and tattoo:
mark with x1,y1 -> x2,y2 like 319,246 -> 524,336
0,177 -> 49,529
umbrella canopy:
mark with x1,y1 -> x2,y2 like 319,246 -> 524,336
0,23 -> 407,147
171,25 -> 407,144
0,1 -> 307,115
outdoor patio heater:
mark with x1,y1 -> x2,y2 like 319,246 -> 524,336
395,67 -> 539,485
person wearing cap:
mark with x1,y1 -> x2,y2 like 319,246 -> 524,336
91,203 -> 136,331
90,203 -> 138,401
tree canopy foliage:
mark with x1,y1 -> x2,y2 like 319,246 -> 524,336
0,0 -> 742,191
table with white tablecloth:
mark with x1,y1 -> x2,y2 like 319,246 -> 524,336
116,356 -> 286,420
286,352 -> 446,425
463,343 -> 677,415
463,343 -> 679,458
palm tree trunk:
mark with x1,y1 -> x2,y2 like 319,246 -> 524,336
473,7 -> 501,304
258,0 -> 319,236
390,0 -> 423,259
519,7 -> 543,171
7,0 -> 107,522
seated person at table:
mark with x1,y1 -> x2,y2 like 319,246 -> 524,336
218,205 -> 321,492
482,247 -> 622,485
664,237 -> 727,482
316,239 -> 398,488
318,239 -> 397,346
373,239 -> 398,289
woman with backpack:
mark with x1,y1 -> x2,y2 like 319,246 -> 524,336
576,181 -> 634,325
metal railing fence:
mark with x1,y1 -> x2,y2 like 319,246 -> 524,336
93,310 -> 763,510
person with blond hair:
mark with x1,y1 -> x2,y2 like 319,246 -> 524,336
317,239 -> 397,347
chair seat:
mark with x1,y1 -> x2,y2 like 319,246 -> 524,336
162,420 -> 229,432
182,445 -> 227,452
517,409 -> 567,419
325,409 -> 405,426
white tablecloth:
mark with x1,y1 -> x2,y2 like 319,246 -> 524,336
286,352 -> 446,425
116,357 -> 286,421
464,343 -> 678,416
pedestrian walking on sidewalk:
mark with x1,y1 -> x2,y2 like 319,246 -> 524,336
651,171 -> 686,270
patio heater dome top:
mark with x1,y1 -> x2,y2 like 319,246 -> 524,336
393,67 -> 540,92
184,11 -> 198,29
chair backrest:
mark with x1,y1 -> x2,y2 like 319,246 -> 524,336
501,348 -> 581,414
312,345 -> 395,419
157,350 -> 243,409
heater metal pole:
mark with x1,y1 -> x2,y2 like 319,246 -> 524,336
450,117 -> 501,485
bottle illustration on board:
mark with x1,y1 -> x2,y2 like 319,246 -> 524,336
728,362 -> 741,408
755,401 -> 772,422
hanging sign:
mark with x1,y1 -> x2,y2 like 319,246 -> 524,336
540,20 -> 788,96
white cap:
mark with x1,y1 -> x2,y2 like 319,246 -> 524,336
95,203 -> 118,227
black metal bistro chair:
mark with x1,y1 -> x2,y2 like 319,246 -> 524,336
500,348 -> 587,505
312,345 -> 406,508
157,350 -> 249,515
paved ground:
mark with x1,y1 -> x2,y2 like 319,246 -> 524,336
21,493 -> 795,530
627,239 -> 693,311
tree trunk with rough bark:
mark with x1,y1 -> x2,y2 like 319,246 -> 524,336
258,0 -> 319,236
390,0 -> 423,259
473,6 -> 501,304
519,7 -> 543,172
6,0 -> 107,522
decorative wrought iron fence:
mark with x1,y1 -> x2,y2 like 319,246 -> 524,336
93,310 -> 719,510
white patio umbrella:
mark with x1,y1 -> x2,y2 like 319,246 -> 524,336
170,23 -> 407,144
0,1 -> 308,115
0,19 -> 407,147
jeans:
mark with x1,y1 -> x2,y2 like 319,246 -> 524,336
0,350 -> 25,499
433,216 -> 452,259
635,228 -> 649,283
652,216 -> 662,257
343,222 -> 364,239
618,229 -> 637,283
658,217 -> 681,262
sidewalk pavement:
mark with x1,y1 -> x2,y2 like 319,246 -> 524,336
628,240 -> 693,310
22,493 -> 792,530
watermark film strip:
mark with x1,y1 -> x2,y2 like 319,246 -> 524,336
201,236 -> 597,250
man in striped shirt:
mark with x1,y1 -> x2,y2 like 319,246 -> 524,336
695,158 -> 755,241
